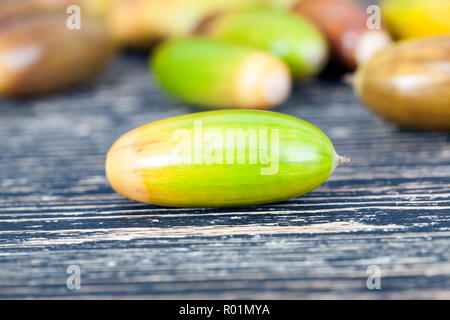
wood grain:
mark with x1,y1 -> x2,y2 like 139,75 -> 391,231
0,50 -> 449,299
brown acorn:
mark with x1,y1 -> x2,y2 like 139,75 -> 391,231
0,13 -> 116,97
354,36 -> 450,131
293,0 -> 392,69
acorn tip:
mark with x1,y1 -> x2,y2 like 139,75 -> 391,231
337,155 -> 351,165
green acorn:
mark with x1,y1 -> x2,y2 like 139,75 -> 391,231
197,7 -> 328,79
106,110 -> 348,207
152,38 -> 292,109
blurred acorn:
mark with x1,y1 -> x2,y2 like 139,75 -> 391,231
381,0 -> 450,39
0,12 -> 116,97
27,0 -> 116,17
196,7 -> 328,79
354,36 -> 450,131
152,38 -> 291,109
104,0 -> 296,48
18,1 -> 299,48
0,1 -> 37,23
293,0 -> 392,69
0,0 -> 116,28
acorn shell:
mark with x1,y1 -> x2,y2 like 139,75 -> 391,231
200,7 -> 328,79
152,38 -> 291,109
293,0 -> 392,69
381,0 -> 450,39
0,13 -> 115,97
354,36 -> 450,131
106,110 -> 341,207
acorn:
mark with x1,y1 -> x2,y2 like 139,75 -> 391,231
0,12 -> 116,97
152,38 -> 292,109
353,36 -> 450,131
0,0 -> 113,20
103,0 -> 261,47
0,1 -> 37,24
105,0 -> 295,47
292,0 -> 392,69
30,0 -> 115,18
381,0 -> 450,39
196,7 -> 328,79
106,110 -> 348,207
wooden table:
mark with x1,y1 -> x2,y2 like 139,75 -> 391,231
0,52 -> 449,299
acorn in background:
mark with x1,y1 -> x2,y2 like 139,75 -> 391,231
353,36 -> 450,131
152,38 -> 291,109
28,1 -> 277,47
0,0 -> 115,19
29,0 -> 116,17
0,0 -> 41,23
0,11 -> 116,97
292,0 -> 392,69
105,0 -> 295,48
196,7 -> 328,80
381,0 -> 450,40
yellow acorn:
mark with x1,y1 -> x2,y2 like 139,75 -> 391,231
381,0 -> 450,39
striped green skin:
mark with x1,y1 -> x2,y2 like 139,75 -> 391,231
107,110 -> 339,207
152,38 -> 273,108
206,7 -> 328,78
